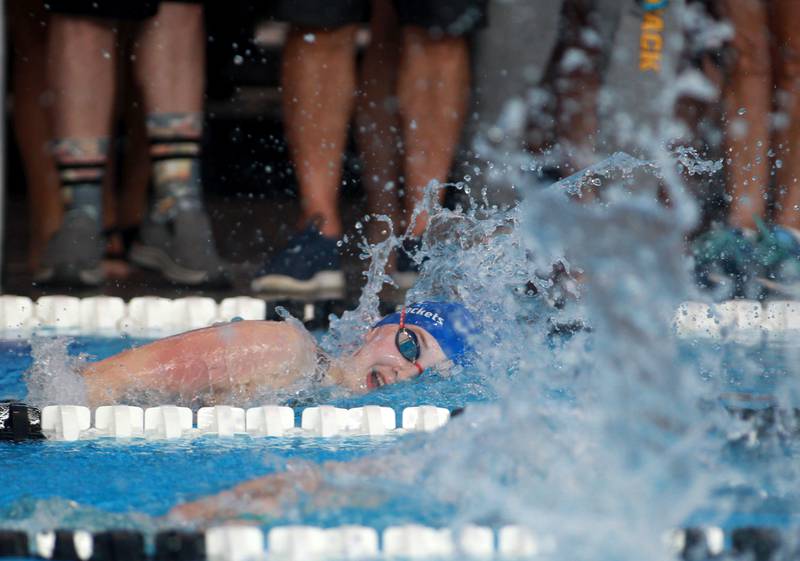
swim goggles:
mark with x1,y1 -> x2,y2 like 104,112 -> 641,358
395,308 -> 423,375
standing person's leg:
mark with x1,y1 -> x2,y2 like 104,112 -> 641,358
692,0 -> 774,297
396,2 -> 484,238
39,14 -> 118,285
355,0 -> 403,245
281,26 -> 358,239
771,0 -> 800,231
252,1 -> 368,294
9,0 -> 61,273
129,1 -> 229,286
722,0 -> 771,231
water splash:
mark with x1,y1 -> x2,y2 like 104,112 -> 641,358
24,337 -> 89,407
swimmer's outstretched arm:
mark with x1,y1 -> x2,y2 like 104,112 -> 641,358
82,321 -> 318,406
167,464 -> 325,523
167,459 -> 383,524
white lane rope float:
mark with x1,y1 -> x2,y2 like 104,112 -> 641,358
0,524 -> 787,561
0,402 -> 454,442
0,294 -> 799,339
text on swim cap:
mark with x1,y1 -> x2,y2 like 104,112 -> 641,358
406,306 -> 445,327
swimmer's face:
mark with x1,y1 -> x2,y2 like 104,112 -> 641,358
344,324 -> 448,392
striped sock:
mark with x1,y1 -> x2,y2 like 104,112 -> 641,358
51,138 -> 107,225
147,113 -> 204,219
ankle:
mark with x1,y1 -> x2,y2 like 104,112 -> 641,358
301,214 -> 341,239
51,137 -> 108,226
146,112 -> 204,216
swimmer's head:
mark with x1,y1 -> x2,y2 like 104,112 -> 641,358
341,301 -> 481,392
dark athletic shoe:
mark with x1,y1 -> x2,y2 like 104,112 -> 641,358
392,237 -> 424,290
251,225 -> 344,294
34,212 -> 105,287
130,208 -> 231,287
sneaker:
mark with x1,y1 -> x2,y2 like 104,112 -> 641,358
129,208 -> 231,287
34,212 -> 105,287
392,238 -> 424,290
692,225 -> 762,298
251,224 -> 344,294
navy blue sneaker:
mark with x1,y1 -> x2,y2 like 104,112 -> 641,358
251,225 -> 344,294
392,237 -> 424,290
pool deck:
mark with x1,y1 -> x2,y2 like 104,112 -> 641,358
2,194 -> 409,312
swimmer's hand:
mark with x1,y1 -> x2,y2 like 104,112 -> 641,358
167,465 -> 322,525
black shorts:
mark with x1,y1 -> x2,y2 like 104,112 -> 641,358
273,0 -> 488,36
46,0 -> 202,21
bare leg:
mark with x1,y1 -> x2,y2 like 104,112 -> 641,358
133,2 -> 204,114
397,28 -> 469,237
48,14 -> 114,213
355,0 -> 403,243
282,26 -> 358,238
9,1 -> 61,272
49,16 -> 116,143
127,2 -> 227,285
133,1 -> 204,207
722,0 -> 771,231
771,0 -> 800,230
41,15 -> 115,284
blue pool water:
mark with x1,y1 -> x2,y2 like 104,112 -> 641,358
0,334 -> 796,535
0,335 -> 480,532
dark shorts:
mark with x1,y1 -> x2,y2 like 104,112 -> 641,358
273,0 -> 488,35
46,0 -> 202,21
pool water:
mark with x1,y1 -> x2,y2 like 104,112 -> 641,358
0,335 -> 479,533
1,333 -> 799,555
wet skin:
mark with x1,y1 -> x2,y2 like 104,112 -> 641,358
82,320 -> 447,406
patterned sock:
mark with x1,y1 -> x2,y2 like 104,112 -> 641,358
146,112 -> 204,221
51,138 -> 108,226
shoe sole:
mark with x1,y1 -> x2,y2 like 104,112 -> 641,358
34,265 -> 104,287
391,272 -> 419,291
251,271 -> 345,294
130,244 -> 228,287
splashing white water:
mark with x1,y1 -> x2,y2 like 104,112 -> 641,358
24,338 -> 89,407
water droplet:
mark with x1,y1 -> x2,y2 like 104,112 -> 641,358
737,107 -> 747,116
233,55 -> 244,65
409,120 -> 418,130
303,33 -> 316,43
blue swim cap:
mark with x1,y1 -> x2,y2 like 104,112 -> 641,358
374,301 -> 481,366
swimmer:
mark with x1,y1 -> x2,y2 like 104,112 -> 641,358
82,301 -> 480,406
